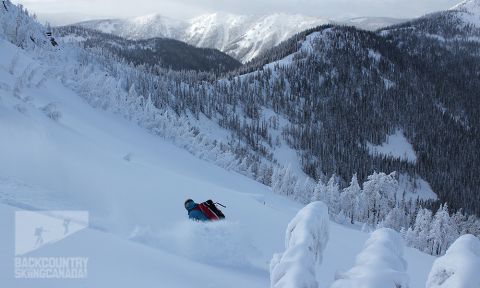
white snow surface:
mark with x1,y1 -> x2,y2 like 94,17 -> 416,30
331,228 -> 409,288
367,129 -> 417,163
450,0 -> 480,27
426,234 -> 480,288
0,33 -> 437,287
270,201 -> 329,288
262,30 -> 327,71
397,173 -> 438,201
451,0 -> 480,14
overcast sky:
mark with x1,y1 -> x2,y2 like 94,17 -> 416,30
12,0 -> 462,24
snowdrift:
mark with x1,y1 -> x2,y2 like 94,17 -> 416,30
270,201 -> 329,288
426,234 -> 480,288
129,220 -> 260,268
331,228 -> 409,288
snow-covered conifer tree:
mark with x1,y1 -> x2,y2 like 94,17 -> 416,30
271,165 -> 297,197
341,174 -> 361,224
362,172 -> 398,225
406,208 -> 433,252
326,175 -> 340,215
379,204 -> 408,232
311,177 -> 326,202
271,166 -> 284,195
429,204 -> 459,256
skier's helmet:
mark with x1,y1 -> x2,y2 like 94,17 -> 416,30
184,199 -> 194,209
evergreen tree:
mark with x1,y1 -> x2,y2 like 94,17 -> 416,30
407,208 -> 433,253
326,175 -> 340,215
429,204 -> 459,256
362,172 -> 398,225
311,177 -> 327,202
380,204 -> 408,232
341,174 -> 361,224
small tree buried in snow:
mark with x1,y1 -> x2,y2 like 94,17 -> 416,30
41,103 -> 61,121
270,201 -> 329,288
331,228 -> 409,288
426,234 -> 480,288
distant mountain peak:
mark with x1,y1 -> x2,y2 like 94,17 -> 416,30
450,0 -> 480,12
129,13 -> 165,23
128,13 -> 184,25
449,0 -> 480,27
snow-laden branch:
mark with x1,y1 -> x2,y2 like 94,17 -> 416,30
270,201 -> 329,288
331,228 -> 409,288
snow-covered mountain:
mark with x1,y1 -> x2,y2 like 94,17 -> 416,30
75,13 -> 330,63
78,14 -> 186,40
0,3 -> 441,287
74,13 -> 412,62
183,13 -> 330,63
73,13 -> 416,62
451,0 -> 480,13
55,26 -> 242,73
1,1 -> 480,287
450,0 -> 480,26
380,0 -> 480,44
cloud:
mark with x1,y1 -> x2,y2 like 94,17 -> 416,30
176,0 -> 461,18
12,0 -> 462,22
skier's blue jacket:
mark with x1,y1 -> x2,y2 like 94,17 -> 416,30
185,201 -> 209,221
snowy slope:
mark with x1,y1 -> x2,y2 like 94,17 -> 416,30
183,13 -> 329,63
78,14 -> 186,40
0,37 -> 296,286
0,36 -> 438,287
367,129 -> 417,163
450,0 -> 480,26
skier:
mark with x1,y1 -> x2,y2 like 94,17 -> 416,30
184,199 -> 226,221
184,199 -> 209,222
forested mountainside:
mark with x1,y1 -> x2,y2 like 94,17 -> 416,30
54,1 -> 480,216
1,0 -> 479,258
2,3 -> 480,287
378,2 -> 480,217
219,1 -> 480,216
55,26 -> 241,73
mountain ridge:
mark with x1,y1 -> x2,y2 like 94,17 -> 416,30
56,25 -> 242,73
72,13 -> 405,63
